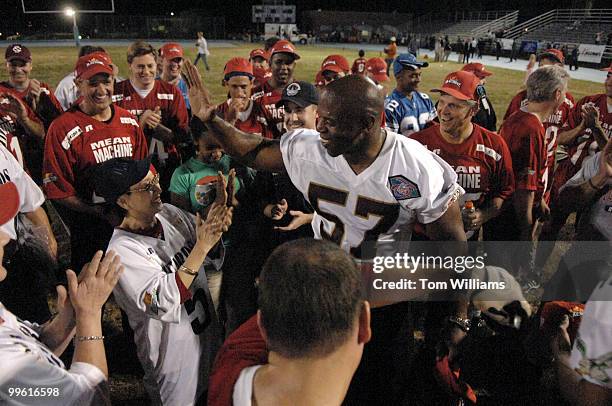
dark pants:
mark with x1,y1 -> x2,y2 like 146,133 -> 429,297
343,301 -> 415,405
194,53 -> 210,70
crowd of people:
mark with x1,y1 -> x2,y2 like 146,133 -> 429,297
0,35 -> 611,406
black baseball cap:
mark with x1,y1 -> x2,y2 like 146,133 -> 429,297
93,157 -> 152,203
276,81 -> 319,108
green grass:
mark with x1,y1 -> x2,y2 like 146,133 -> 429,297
14,44 -> 604,123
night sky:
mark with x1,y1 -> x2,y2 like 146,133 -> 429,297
3,0 -> 608,33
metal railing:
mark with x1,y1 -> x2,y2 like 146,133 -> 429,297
471,10 -> 519,37
504,9 -> 612,39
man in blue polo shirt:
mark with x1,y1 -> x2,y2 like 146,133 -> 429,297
384,53 -> 436,136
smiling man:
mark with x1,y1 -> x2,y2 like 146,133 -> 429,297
252,40 -> 300,134
43,51 -> 148,270
113,41 -> 189,195
410,71 -> 515,240
159,42 -> 191,112
384,53 -> 436,136
183,66 -> 467,404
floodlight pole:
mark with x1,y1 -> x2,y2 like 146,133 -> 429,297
65,8 -> 80,47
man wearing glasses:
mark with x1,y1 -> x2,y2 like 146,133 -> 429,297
43,52 -> 148,270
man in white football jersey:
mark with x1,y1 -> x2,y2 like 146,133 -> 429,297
184,65 -> 467,403
0,181 -> 124,405
93,157 -> 232,406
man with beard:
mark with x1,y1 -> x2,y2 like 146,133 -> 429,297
385,53 -> 436,136
252,40 -> 299,134
43,52 -> 148,270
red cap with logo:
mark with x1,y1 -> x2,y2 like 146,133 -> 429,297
5,44 -> 31,63
431,71 -> 480,101
321,54 -> 350,74
161,42 -> 184,59
365,57 -> 389,82
269,40 -> 300,60
461,62 -> 492,79
0,182 -> 19,226
223,57 -> 254,79
539,48 -> 564,64
249,48 -> 268,61
75,52 -> 114,80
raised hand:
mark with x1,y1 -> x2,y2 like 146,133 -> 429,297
195,202 -> 233,251
182,59 -> 215,123
140,106 -> 162,130
581,103 -> 600,129
0,92 -> 28,122
66,251 -> 124,317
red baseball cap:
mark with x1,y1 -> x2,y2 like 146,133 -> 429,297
0,182 -> 19,226
249,48 -> 268,61
161,42 -> 184,59
431,71 -> 480,101
75,52 -> 114,80
321,54 -> 350,74
269,40 -> 300,60
539,48 -> 564,64
365,57 -> 389,83
5,44 -> 31,63
461,62 -> 492,79
223,57 -> 254,79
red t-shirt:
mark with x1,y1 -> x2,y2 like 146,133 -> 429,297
351,57 -> 367,75
0,80 -> 63,116
562,93 -> 611,169
0,86 -> 41,168
410,123 -> 515,208
216,99 -> 280,139
504,89 -> 574,189
113,79 -> 189,164
252,80 -> 286,134
499,109 -> 547,203
43,105 -> 148,201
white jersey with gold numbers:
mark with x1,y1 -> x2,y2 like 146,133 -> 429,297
280,129 -> 463,258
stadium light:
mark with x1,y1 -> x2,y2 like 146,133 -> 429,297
64,7 -> 80,47
170,11 -> 175,16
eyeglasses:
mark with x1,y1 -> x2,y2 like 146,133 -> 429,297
128,173 -> 160,194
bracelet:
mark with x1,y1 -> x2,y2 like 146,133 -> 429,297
588,177 -> 604,190
448,316 -> 471,332
74,335 -> 104,343
178,265 -> 198,276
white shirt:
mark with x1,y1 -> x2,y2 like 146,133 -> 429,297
0,303 -> 109,405
561,152 -> 612,240
569,274 -> 612,388
196,38 -> 209,55
0,145 -> 45,240
107,204 -> 223,406
280,129 -> 463,257
232,365 -> 262,406
54,72 -> 78,111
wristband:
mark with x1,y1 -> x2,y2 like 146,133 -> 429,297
74,335 -> 104,343
588,177 -> 604,190
448,316 -> 471,332
178,265 -> 198,276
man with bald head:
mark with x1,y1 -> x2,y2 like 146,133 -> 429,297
184,65 -> 467,403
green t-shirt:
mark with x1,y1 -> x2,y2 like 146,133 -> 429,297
169,156 -> 241,213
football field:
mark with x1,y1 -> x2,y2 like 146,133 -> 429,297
11,42 -> 605,124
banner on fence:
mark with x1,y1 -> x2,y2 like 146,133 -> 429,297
578,44 -> 606,63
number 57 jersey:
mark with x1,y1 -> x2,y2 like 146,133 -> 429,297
280,129 -> 463,258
